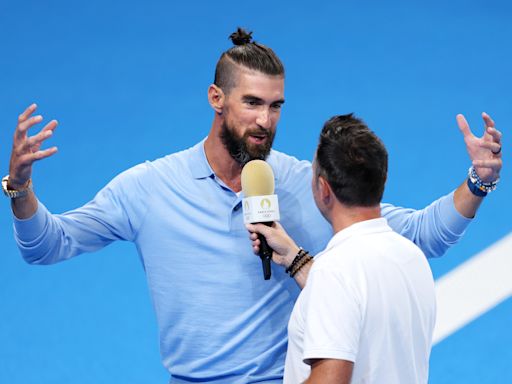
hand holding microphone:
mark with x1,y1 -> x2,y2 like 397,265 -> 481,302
241,160 -> 281,280
245,221 -> 300,268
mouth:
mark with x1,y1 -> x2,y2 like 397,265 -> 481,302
247,132 -> 269,145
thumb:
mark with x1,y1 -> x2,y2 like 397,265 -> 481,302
245,223 -> 273,237
456,114 -> 472,138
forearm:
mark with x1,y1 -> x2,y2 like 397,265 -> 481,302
278,246 -> 314,289
293,258 -> 313,289
453,180 -> 484,219
10,190 -> 38,219
14,200 -> 119,265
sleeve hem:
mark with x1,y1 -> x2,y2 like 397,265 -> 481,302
303,348 -> 356,365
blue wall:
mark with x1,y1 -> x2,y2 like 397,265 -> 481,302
1,1 -> 510,382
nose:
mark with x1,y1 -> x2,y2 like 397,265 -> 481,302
256,108 -> 272,130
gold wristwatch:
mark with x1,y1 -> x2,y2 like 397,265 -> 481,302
2,175 -> 33,199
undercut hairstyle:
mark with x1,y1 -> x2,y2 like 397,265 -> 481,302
315,114 -> 388,207
214,27 -> 285,94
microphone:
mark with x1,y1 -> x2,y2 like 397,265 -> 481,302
241,160 -> 280,280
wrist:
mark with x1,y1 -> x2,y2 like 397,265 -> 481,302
467,166 -> 499,197
283,245 -> 300,267
285,248 -> 313,277
7,180 -> 30,190
2,175 -> 33,199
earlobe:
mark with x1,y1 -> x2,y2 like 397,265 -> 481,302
319,176 -> 333,206
208,84 -> 224,114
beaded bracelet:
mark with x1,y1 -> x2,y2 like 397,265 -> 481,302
467,166 -> 499,196
290,253 -> 313,277
285,248 -> 309,275
285,248 -> 313,277
466,178 -> 487,197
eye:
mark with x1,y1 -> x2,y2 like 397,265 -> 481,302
271,103 -> 283,110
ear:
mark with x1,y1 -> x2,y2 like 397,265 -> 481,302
318,175 -> 333,207
208,84 -> 225,114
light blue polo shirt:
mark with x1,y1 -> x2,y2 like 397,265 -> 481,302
13,139 -> 471,383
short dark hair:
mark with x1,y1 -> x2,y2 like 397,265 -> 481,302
214,27 -> 285,94
315,114 -> 388,207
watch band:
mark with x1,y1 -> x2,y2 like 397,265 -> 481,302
2,175 -> 33,199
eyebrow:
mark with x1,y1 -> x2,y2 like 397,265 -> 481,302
242,95 -> 285,105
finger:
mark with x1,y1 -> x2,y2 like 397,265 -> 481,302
25,128 -> 54,150
16,115 -> 44,141
245,223 -> 273,237
486,126 -> 502,143
456,114 -> 473,138
18,104 -> 38,124
30,122 -> 57,153
13,146 -> 58,177
25,130 -> 53,147
252,244 -> 260,254
477,141 -> 502,154
40,119 -> 58,133
248,232 -> 259,241
31,146 -> 58,161
482,112 -> 495,128
473,158 -> 502,168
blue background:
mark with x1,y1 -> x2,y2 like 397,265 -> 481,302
1,0 -> 510,382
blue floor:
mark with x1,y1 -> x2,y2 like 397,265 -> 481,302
0,1 -> 510,382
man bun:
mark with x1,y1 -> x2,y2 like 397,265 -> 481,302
229,27 -> 253,46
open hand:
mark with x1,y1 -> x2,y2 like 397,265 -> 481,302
457,112 -> 502,183
9,104 -> 58,188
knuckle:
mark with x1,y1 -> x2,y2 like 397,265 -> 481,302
17,122 -> 26,132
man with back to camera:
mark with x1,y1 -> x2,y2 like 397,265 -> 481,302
3,27 -> 503,383
248,114 -> 437,383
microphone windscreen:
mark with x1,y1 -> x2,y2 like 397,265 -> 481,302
241,160 -> 275,197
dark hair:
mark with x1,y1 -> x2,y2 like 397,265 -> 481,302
214,27 -> 285,94
315,114 -> 388,207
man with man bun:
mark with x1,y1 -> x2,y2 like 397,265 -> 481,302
4,28 -> 502,383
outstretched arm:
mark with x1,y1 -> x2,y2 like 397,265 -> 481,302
7,104 -> 150,265
6,104 -> 58,219
383,112 -> 503,258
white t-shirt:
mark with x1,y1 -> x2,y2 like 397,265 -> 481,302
284,218 -> 436,384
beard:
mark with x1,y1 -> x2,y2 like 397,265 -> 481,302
220,121 -> 275,166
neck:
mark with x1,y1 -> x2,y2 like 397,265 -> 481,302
204,116 -> 243,192
329,203 -> 381,234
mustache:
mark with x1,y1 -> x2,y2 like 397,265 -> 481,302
245,129 -> 270,137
